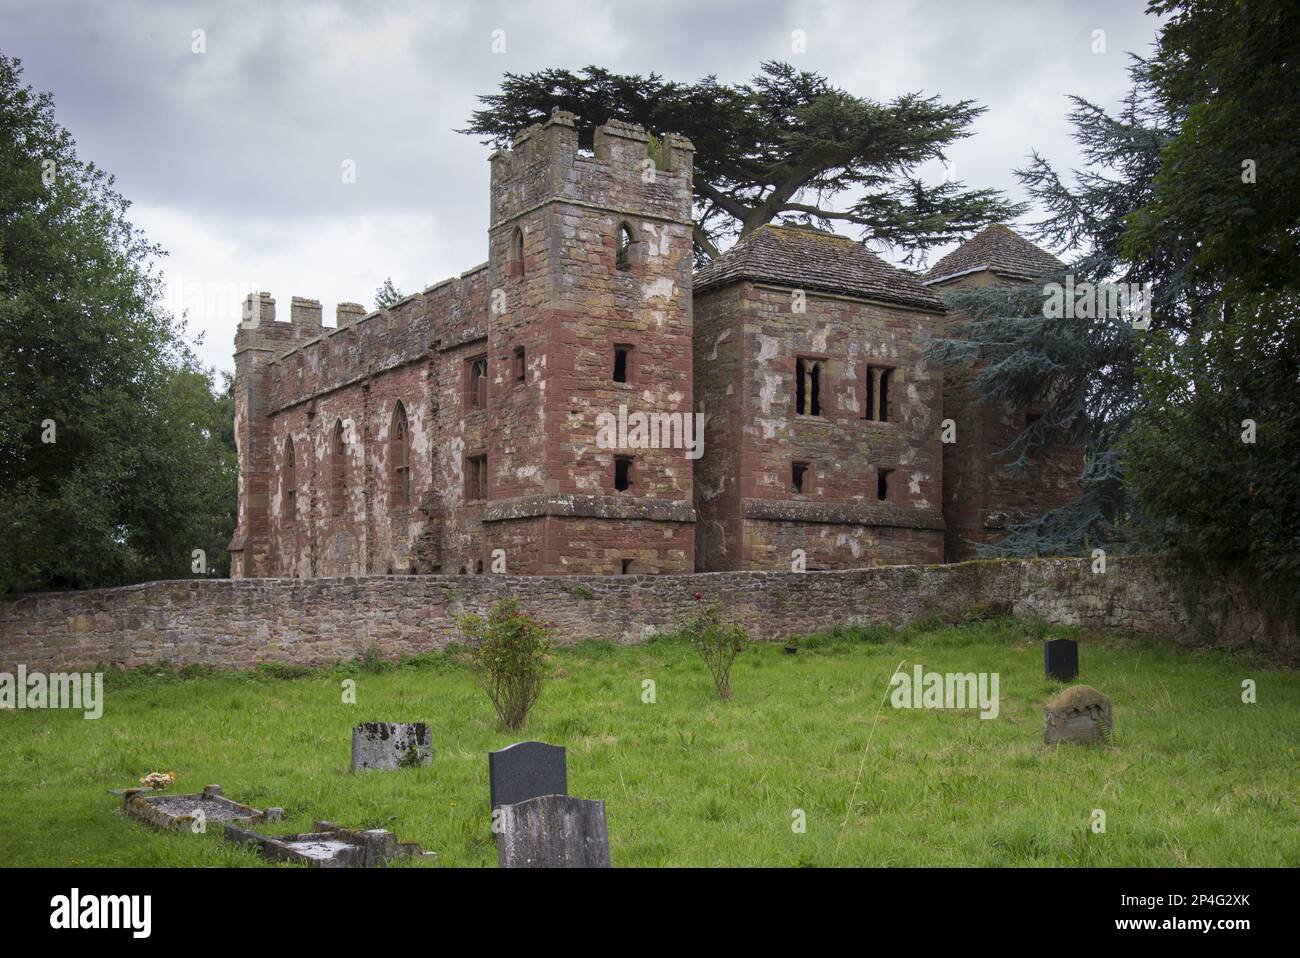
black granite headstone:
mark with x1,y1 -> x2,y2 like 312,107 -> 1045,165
1044,638 -> 1079,681
489,741 -> 567,809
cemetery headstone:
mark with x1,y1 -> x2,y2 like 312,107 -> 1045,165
1044,637 -> 1079,681
489,741 -> 567,808
495,794 -> 610,868
351,722 -> 432,771
1044,685 -> 1113,745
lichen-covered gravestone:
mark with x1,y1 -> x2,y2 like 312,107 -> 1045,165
224,820 -> 436,868
488,741 -> 567,808
495,794 -> 610,868
351,722 -> 431,771
1044,685 -> 1113,745
122,784 -> 281,831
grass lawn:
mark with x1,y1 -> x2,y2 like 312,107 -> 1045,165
1,616 -> 1296,867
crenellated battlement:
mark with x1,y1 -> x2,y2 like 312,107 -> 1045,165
488,109 -> 694,231
233,113 -> 697,579
237,292 -> 368,336
245,265 -> 489,413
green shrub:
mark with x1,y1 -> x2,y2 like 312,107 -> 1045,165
253,661 -> 314,681
359,643 -> 391,674
681,602 -> 748,700
177,663 -> 217,680
458,598 -> 552,730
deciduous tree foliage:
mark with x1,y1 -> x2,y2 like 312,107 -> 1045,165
1122,0 -> 1300,587
1125,291 -> 1300,584
0,55 -> 235,592
462,61 -> 1022,264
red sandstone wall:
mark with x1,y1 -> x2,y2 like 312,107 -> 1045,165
694,282 -> 946,570
243,271 -> 491,578
692,289 -> 745,570
479,112 -> 698,574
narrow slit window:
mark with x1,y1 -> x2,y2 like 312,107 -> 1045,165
614,456 -> 632,492
510,227 -> 525,278
620,559 -> 633,575
877,467 -> 892,502
284,437 -> 296,521
514,346 -> 526,382
466,454 -> 487,501
866,366 -> 894,422
331,420 -> 347,516
390,402 -> 410,507
613,346 -> 630,383
796,358 -> 823,416
467,356 -> 487,410
616,224 -> 634,270
792,461 -> 809,494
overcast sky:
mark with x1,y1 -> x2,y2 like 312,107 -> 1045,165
2,0 -> 1164,375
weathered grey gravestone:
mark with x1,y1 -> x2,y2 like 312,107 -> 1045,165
495,794 -> 610,868
351,722 -> 431,771
1044,685 -> 1113,745
122,783 -> 275,831
489,741 -> 567,808
225,820 -> 437,868
1044,638 -> 1079,681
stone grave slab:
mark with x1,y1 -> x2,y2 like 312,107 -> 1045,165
224,820 -> 437,868
495,794 -> 610,868
123,784 -> 282,831
489,740 -> 567,808
351,722 -> 432,770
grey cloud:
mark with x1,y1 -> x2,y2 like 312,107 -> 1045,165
1,0 -> 1163,375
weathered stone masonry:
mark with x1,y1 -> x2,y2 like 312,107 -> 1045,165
230,112 -> 698,579
2,557 -> 1294,672
228,112 -> 1085,579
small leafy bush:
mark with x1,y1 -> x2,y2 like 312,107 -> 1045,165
253,661 -> 314,681
682,602 -> 748,700
359,642 -> 392,674
458,598 -> 552,730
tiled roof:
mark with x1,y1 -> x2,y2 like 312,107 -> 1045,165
693,224 -> 944,312
923,224 -> 1064,285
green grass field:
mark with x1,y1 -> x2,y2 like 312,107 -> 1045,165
1,616 -> 1296,867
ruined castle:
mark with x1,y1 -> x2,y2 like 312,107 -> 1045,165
229,110 -> 1079,578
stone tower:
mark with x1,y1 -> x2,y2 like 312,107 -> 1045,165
228,292 -> 325,577
480,110 -> 698,573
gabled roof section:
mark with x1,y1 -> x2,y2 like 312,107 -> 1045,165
922,224 -> 1064,286
694,224 -> 945,313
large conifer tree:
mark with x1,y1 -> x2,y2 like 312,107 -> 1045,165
463,61 -> 1022,265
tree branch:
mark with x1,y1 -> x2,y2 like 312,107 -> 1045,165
694,179 -> 752,223
692,226 -> 722,261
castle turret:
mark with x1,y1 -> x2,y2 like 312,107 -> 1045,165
481,110 -> 698,573
229,292 -> 323,577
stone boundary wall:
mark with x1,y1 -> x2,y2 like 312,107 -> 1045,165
1,556 -> 1295,672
